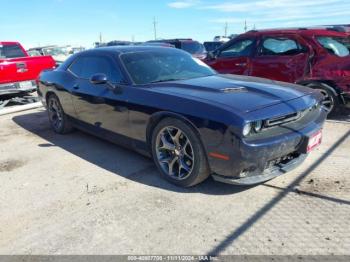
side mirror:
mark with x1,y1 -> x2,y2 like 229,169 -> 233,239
90,73 -> 108,85
297,45 -> 309,54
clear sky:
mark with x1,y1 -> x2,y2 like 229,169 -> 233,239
1,0 -> 349,49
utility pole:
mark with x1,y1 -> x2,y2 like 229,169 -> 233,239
224,22 -> 228,37
153,17 -> 158,40
244,20 -> 248,32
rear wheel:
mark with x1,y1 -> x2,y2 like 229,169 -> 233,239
306,83 -> 339,114
151,118 -> 210,187
47,94 -> 74,134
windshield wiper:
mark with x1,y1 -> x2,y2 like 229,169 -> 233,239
150,78 -> 179,84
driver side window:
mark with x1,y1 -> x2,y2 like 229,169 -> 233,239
68,56 -> 123,83
218,39 -> 255,58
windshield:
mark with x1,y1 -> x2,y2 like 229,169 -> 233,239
0,44 -> 26,59
316,36 -> 350,57
43,47 -> 67,56
181,41 -> 205,54
121,50 -> 216,85
204,42 -> 222,52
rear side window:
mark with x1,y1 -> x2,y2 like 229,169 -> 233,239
68,56 -> 123,83
219,39 -> 255,58
0,44 -> 26,59
260,37 -> 304,56
68,57 -> 84,76
316,36 -> 350,57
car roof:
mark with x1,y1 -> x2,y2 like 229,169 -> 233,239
59,46 -> 187,72
147,39 -> 195,43
242,27 -> 348,37
0,41 -> 21,45
81,46 -> 183,55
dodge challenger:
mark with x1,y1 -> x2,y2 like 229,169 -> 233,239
38,46 -> 327,187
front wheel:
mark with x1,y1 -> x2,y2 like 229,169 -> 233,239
306,83 -> 339,114
151,118 -> 210,187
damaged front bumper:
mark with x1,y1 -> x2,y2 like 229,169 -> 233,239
212,153 -> 307,185
208,103 -> 327,186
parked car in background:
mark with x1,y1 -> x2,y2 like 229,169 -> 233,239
27,50 -> 42,57
69,47 -> 86,54
105,40 -> 133,47
147,39 -> 206,59
204,41 -> 224,52
62,46 -> 85,55
140,42 -> 175,48
214,36 -> 231,42
38,46 -> 327,187
28,45 -> 70,65
0,41 -> 55,96
205,27 -> 350,113
323,24 -> 350,33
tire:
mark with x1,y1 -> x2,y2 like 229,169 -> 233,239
306,83 -> 340,115
47,94 -> 74,134
151,118 -> 210,187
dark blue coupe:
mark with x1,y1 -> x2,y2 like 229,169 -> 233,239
38,46 -> 327,187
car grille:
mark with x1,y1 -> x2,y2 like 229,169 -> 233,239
265,152 -> 301,170
266,112 -> 301,127
265,102 -> 320,128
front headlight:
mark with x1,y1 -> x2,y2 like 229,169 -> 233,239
243,120 -> 264,136
242,123 -> 252,137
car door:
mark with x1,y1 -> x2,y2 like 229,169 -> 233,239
250,34 -> 310,83
206,38 -> 256,75
68,55 -> 131,137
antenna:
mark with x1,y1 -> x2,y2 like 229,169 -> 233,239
153,17 -> 158,40
244,20 -> 248,32
224,22 -> 228,37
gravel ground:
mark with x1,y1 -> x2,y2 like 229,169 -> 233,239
0,108 -> 349,255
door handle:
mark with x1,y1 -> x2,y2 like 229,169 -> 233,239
235,63 -> 247,67
16,62 -> 28,73
73,84 -> 79,90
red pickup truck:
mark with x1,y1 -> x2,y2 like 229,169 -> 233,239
0,42 -> 55,95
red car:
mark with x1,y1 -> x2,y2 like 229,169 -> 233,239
205,28 -> 350,113
0,41 -> 55,96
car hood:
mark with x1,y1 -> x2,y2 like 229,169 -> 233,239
149,74 -> 315,113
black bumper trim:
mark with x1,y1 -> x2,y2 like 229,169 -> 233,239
211,154 -> 307,185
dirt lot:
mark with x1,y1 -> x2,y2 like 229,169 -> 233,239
0,108 -> 349,255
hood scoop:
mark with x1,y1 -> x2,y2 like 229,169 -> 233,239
220,86 -> 247,93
